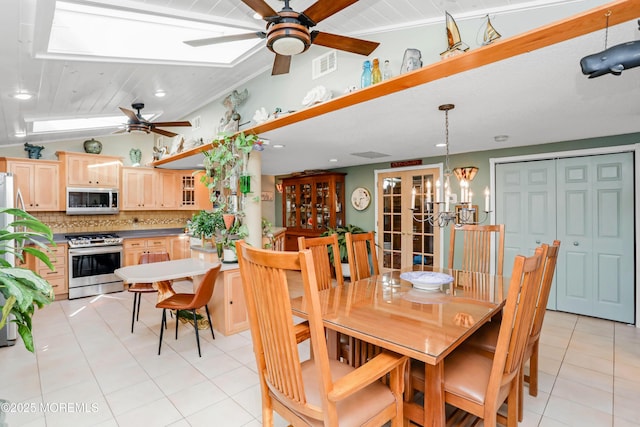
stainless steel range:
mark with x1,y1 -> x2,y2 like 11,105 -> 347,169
67,233 -> 124,299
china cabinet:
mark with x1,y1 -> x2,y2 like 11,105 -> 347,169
282,172 -> 346,251
0,158 -> 61,211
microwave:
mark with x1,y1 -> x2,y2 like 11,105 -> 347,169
66,187 -> 119,215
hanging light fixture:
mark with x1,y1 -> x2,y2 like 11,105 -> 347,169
410,104 -> 491,227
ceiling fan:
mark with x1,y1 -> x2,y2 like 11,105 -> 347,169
184,0 -> 379,75
115,103 -> 191,137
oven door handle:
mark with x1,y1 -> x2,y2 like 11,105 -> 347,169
68,246 -> 123,256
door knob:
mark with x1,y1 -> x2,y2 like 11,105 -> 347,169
573,241 -> 579,246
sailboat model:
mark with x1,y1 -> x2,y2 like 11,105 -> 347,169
482,15 -> 502,45
440,12 -> 469,59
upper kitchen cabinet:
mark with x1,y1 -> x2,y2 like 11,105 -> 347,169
0,157 -> 61,211
122,167 -> 156,210
56,151 -> 121,188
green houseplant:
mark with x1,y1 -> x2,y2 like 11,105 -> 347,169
0,207 -> 55,352
320,224 -> 366,275
189,210 -> 225,247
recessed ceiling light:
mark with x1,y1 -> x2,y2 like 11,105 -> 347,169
154,90 -> 166,98
494,135 -> 509,142
435,143 -> 447,148
273,144 -> 285,149
15,131 -> 26,138
329,158 -> 338,162
12,92 -> 33,100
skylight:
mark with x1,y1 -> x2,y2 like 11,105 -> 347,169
48,1 -> 263,66
30,114 -> 154,134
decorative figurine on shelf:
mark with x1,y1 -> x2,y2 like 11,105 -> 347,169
302,86 -> 332,107
83,138 -> 102,154
400,49 -> 422,74
371,58 -> 382,84
218,88 -> 249,134
440,12 -> 469,59
361,60 -> 372,88
481,15 -> 502,46
24,142 -> 44,159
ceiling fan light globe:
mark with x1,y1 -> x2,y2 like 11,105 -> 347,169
267,22 -> 311,56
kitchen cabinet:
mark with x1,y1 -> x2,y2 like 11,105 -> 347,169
123,237 -> 168,266
156,170 -> 179,209
57,151 -> 121,188
21,243 -> 68,297
208,267 -> 248,336
0,158 -> 61,211
168,234 -> 191,260
122,167 -> 156,209
282,172 -> 346,251
177,171 -> 210,210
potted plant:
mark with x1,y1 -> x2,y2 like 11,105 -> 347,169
321,224 -> 365,278
189,210 -> 225,247
220,216 -> 249,263
0,207 -> 55,352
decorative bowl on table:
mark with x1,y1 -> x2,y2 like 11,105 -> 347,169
399,271 -> 454,291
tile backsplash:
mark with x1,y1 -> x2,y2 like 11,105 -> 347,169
33,210 -> 196,234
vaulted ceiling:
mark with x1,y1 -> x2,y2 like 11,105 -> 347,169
1,0 -> 639,175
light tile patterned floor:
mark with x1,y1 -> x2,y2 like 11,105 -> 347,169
0,286 -> 638,426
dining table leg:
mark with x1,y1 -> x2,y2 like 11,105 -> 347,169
425,362 -> 445,427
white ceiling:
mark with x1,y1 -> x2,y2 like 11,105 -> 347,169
1,0 -> 639,176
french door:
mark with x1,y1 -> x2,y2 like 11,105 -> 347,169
376,167 -> 441,272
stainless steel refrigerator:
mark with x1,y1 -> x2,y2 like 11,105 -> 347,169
0,172 -> 18,347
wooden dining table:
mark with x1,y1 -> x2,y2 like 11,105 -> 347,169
289,268 -> 507,427
114,258 -> 220,300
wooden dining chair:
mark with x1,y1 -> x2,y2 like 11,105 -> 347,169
449,224 -> 505,275
236,240 -> 407,427
128,252 -> 170,333
463,240 -> 561,421
298,234 -> 344,289
156,265 -> 221,357
345,231 -> 379,281
408,247 -> 545,427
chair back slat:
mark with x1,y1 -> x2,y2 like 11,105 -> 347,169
489,247 -> 544,395
449,224 -> 505,275
345,231 -> 379,281
298,235 -> 344,289
529,240 -> 561,343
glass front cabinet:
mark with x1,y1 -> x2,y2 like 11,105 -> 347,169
282,172 -> 346,251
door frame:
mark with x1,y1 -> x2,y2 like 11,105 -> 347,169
374,163 -> 445,269
490,143 -> 640,327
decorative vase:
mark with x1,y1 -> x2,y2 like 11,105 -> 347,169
129,148 -> 142,166
223,214 -> 235,231
223,247 -> 237,263
83,138 -> 102,154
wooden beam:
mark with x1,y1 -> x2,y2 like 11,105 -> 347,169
152,0 -> 640,168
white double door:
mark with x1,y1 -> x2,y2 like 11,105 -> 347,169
496,152 -> 634,323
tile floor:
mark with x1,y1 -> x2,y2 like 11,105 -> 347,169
0,284 -> 639,427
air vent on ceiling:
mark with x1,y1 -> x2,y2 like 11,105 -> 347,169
192,116 -> 201,129
351,151 -> 390,159
312,50 -> 337,79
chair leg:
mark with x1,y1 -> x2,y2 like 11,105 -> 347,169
175,310 -> 179,339
193,309 -> 202,357
529,341 -> 539,396
158,308 -> 166,355
131,293 -> 137,333
136,293 -> 142,321
204,305 -> 215,340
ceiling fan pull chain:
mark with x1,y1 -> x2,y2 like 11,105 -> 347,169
604,10 -> 611,50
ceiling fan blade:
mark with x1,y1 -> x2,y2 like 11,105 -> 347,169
151,128 -> 178,138
152,121 -> 192,127
241,0 -> 277,19
312,32 -> 379,56
272,54 -> 292,75
303,0 -> 359,25
119,107 -> 140,123
184,32 -> 265,47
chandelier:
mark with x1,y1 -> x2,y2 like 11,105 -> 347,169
410,104 -> 491,227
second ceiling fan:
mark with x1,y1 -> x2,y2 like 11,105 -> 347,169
184,0 -> 379,75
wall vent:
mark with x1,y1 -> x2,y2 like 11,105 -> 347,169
192,115 -> 201,129
312,50 -> 337,79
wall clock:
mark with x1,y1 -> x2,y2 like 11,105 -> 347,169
351,187 -> 371,211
